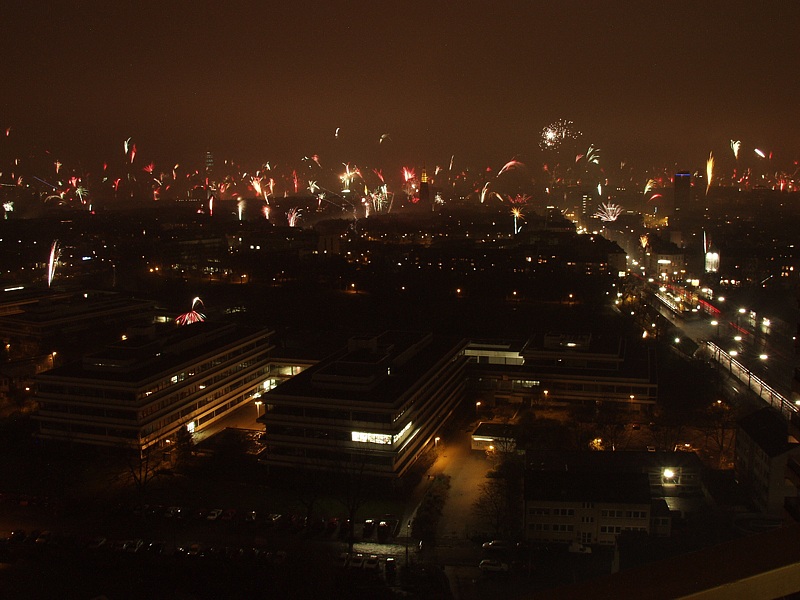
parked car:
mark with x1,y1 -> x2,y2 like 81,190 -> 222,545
479,559 -> 509,572
348,553 -> 365,568
384,556 -> 397,580
206,509 -> 224,521
482,540 -> 511,551
567,542 -> 592,554
362,519 -> 375,538
364,554 -> 380,571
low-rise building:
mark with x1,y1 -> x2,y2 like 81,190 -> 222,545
523,470 -> 654,546
735,407 -> 800,514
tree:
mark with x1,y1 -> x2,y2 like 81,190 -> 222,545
700,400 -> 738,468
595,401 -> 631,451
472,477 -> 519,537
121,444 -> 164,508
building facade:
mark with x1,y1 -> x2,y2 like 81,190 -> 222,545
467,333 -> 658,413
258,331 -> 468,478
34,321 -> 274,452
735,407 -> 800,514
523,471 -> 654,546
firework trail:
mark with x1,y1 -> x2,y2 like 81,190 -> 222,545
251,176 -> 263,197
238,198 -> 245,220
498,160 -> 524,175
511,207 -> 524,234
754,148 -> 766,158
47,240 -> 61,287
730,140 -> 741,160
706,152 -> 714,193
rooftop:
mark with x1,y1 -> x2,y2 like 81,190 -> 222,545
524,470 -> 652,505
265,331 -> 467,406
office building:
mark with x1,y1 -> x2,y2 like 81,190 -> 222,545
258,331 -> 468,478
34,321 -> 275,452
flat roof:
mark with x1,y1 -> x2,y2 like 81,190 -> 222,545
264,331 -> 467,406
37,321 -> 272,385
526,450 -> 704,473
525,470 -> 651,504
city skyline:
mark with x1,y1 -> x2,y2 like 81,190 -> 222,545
2,2 -> 799,168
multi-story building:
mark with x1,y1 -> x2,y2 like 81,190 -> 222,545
0,290 -> 156,357
523,471 -> 653,546
735,407 -> 800,514
258,331 -> 468,478
34,321 -> 275,452
467,333 -> 658,414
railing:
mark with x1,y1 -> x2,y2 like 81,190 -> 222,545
705,341 -> 796,417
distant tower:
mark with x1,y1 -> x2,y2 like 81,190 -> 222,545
204,151 -> 214,202
205,151 -> 214,175
674,171 -> 691,213
418,167 -> 430,209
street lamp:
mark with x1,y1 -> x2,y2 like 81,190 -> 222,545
405,521 -> 412,566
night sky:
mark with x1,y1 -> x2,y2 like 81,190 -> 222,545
3,1 -> 799,170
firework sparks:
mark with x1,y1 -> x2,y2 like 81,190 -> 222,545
644,179 -> 657,195
706,152 -> 714,193
498,160 -> 524,175
175,297 -> 206,326
730,140 -> 741,160
511,207 -> 524,234
251,176 -> 263,197
340,164 -> 359,192
639,235 -> 648,249
287,207 -> 302,227
594,202 -> 623,222
308,180 -> 319,194
47,240 -> 61,287
540,119 -> 580,150
754,148 -> 766,158
507,193 -> 530,205
480,182 -> 491,204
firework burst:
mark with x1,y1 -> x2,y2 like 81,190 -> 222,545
594,202 -> 623,222
175,297 -> 206,326
287,207 -> 302,227
540,119 -> 580,150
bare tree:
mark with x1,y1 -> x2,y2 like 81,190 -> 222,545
473,478 -> 516,537
700,400 -> 738,468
